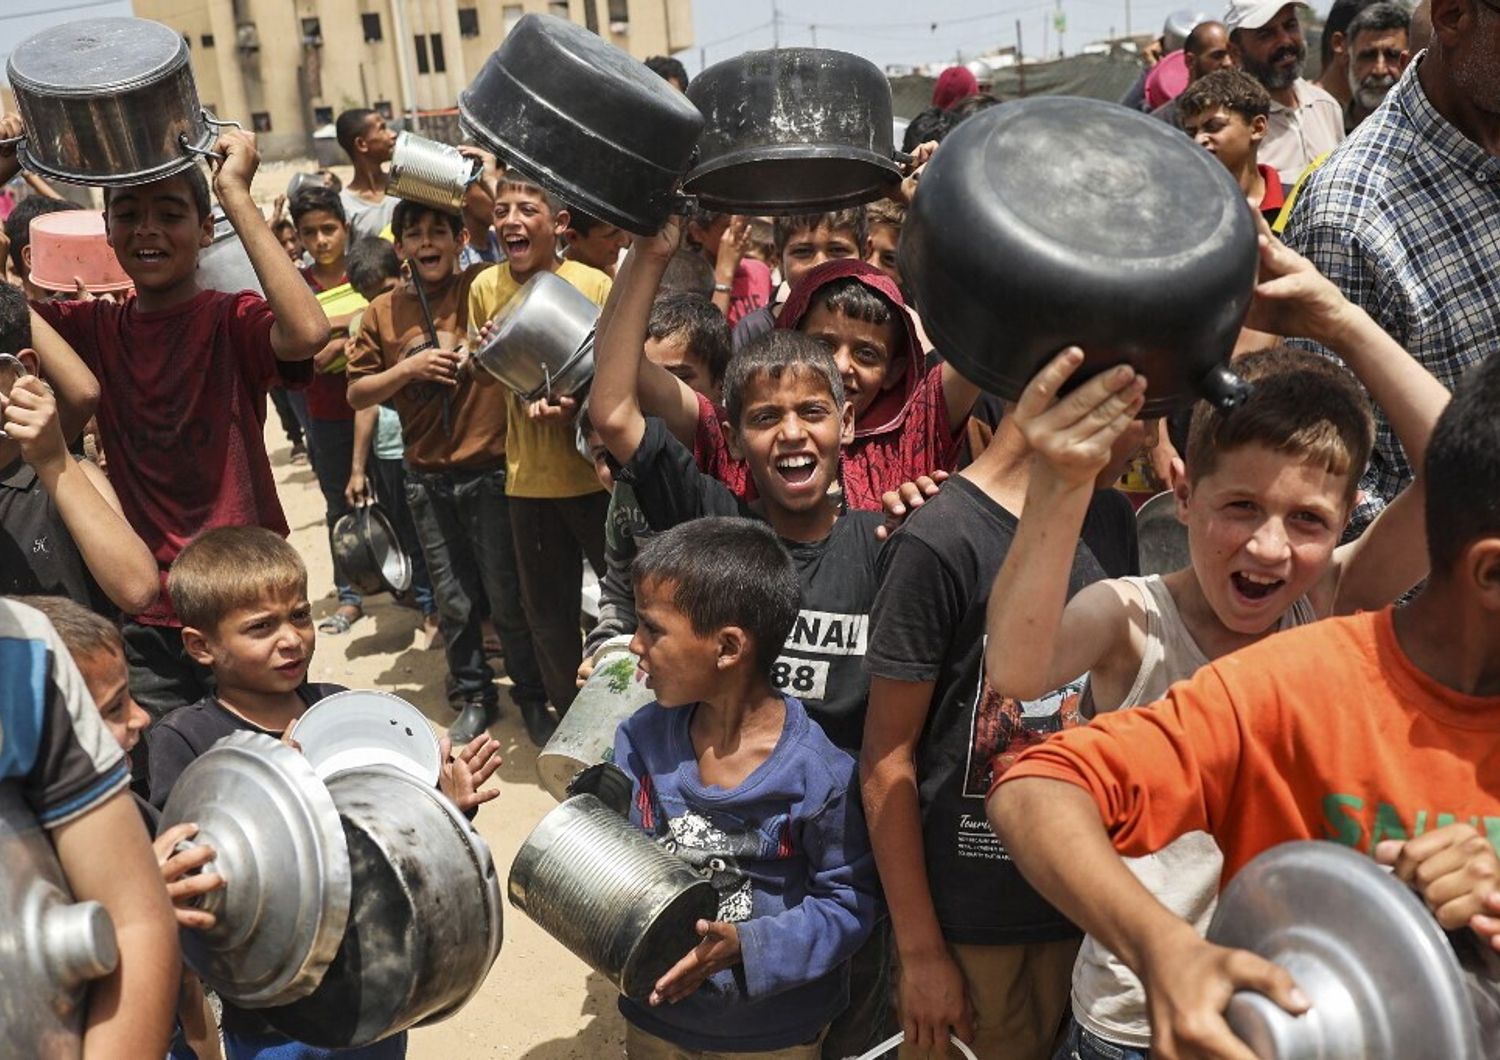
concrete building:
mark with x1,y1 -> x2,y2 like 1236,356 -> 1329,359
127,0 -> 694,159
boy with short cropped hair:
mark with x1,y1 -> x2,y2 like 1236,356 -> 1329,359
612,516 -> 880,1057
863,200 -> 905,291
6,128 -> 329,720
982,234 -> 1449,1059
4,195 -> 82,300
562,204 -> 632,277
346,200 -> 550,745
335,108 -> 398,242
1178,68 -> 1286,224
468,179 -> 612,727
732,209 -> 868,351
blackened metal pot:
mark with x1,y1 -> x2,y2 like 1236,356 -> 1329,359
899,97 -> 1255,416
330,504 -> 412,597
684,48 -> 905,213
458,13 -> 704,235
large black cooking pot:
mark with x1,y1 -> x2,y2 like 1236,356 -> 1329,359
458,13 -> 703,236
684,48 -> 904,213
900,97 -> 1256,415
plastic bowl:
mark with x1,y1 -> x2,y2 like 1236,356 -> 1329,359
27,211 -> 132,294
290,690 -> 441,786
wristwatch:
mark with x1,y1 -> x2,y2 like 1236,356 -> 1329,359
713,282 -> 732,293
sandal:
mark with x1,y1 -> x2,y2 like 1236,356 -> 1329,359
318,605 -> 362,635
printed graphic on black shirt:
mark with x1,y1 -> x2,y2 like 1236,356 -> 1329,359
771,607 -> 868,701
962,636 -> 1087,800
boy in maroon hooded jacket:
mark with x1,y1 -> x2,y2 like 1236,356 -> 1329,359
631,259 -> 980,511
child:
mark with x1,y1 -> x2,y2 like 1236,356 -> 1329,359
1177,68 -> 1286,224
612,517 -> 880,1057
686,209 -> 773,327
989,329 -> 1500,1060
644,292 -> 732,405
273,218 -> 302,262
4,194 -> 82,300
291,186 -> 365,634
0,284 -> 157,614
467,179 -> 612,725
982,234 -> 1449,1059
0,595 -> 179,1056
346,201 -> 549,745
732,209 -> 868,351
10,128 -> 329,720
19,594 -> 223,1060
334,108 -> 398,242
562,204 -> 632,277
863,200 -> 905,291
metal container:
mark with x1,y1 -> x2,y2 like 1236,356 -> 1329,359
536,649 -> 654,801
291,690 -> 441,787
388,131 -> 481,213
1208,841 -> 1480,1059
159,733 -> 352,1008
5,17 -> 231,187
0,783 -> 119,1058
472,270 -> 599,401
198,208 -> 264,296
509,793 -> 718,999
458,13 -> 704,235
258,766 -> 503,1047
330,504 -> 413,597
1136,491 -> 1189,577
685,48 -> 905,213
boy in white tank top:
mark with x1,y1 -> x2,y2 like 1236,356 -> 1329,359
983,233 -> 1451,1057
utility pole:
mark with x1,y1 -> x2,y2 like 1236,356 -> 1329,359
810,24 -> 818,46
1016,18 -> 1026,96
1125,0 -> 1132,39
771,0 -> 781,48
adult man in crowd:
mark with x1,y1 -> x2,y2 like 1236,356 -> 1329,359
1153,20 -> 1235,126
1225,0 -> 1344,182
1342,2 -> 1412,130
1316,0 -> 1379,111
1282,0 -> 1500,535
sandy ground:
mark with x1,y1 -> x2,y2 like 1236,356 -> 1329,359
268,417 -> 626,1058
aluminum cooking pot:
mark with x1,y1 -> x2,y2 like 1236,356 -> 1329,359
684,48 -> 905,213
458,13 -> 704,235
899,97 -> 1256,416
388,131 -> 481,213
473,270 -> 599,402
5,17 -> 236,188
1136,491 -> 1189,577
0,783 -> 119,1059
509,793 -> 718,999
536,649 -> 654,801
198,208 -> 264,296
331,504 -> 412,597
258,765 -> 503,1047
1208,841 -> 1480,1059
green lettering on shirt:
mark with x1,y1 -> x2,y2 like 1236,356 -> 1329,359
1371,802 -> 1410,848
1322,793 -> 1364,848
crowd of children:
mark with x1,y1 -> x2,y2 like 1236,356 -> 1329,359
3,14 -> 1500,1060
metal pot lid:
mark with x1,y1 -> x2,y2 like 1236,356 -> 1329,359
1135,491 -> 1189,577
160,732 -> 352,1008
291,690 -> 442,786
7,18 -> 190,97
1208,841 -> 1480,1059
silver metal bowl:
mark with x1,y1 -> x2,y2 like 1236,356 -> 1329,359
331,505 -> 413,598
1136,490 -> 1190,577
388,131 -> 480,213
472,270 -> 599,402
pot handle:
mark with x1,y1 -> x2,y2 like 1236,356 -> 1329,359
848,1032 -> 979,1060
0,134 -> 24,149
170,837 -> 227,924
180,112 -> 247,164
892,149 -> 914,167
1198,363 -> 1253,412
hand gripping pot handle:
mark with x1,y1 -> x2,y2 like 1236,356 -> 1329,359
847,1032 -> 978,1060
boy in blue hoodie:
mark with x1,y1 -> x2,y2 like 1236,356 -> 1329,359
612,516 -> 880,1058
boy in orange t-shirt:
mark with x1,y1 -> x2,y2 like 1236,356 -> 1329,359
990,348 -> 1500,1059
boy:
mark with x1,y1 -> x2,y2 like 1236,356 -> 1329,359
346,200 -> 549,743
291,186 -> 365,634
982,235 -> 1449,1058
147,526 -> 500,1059
9,129 -> 329,720
1177,68 -> 1287,224
0,595 -> 179,1056
0,284 -> 157,614
863,200 -> 905,292
988,326 -> 1500,1060
4,194 -> 82,300
467,180 -> 612,725
732,209 -> 868,351
335,108 -> 398,242
686,209 -> 773,327
612,517 -> 880,1057
562,204 -> 632,277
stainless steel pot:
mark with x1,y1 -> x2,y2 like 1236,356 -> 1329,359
198,208 -> 264,296
0,783 -> 119,1059
536,649 -> 654,801
5,17 -> 235,188
509,792 -> 718,999
258,766 -> 503,1047
1136,491 -> 1189,577
1208,841 -> 1480,1059
159,732 -> 353,1008
473,270 -> 599,401
388,131 -> 481,213
331,504 -> 413,597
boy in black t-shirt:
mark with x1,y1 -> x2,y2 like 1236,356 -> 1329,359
861,362 -> 1145,1060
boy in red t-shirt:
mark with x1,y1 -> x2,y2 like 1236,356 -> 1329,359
1,127 -> 329,719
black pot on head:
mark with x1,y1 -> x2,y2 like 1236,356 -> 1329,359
683,47 -> 904,214
458,13 -> 703,236
899,97 -> 1257,415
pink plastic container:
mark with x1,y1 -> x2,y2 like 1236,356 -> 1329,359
27,210 -> 133,294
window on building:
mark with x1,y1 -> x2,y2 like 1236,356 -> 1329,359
430,32 -> 447,72
301,17 -> 322,45
608,0 -> 629,24
548,1 -> 570,17
458,7 -> 480,37
313,105 -> 334,125
200,33 -> 215,46
374,100 -> 394,119
252,112 -> 273,133
361,13 -> 382,42
414,33 -> 430,74
503,4 -> 524,33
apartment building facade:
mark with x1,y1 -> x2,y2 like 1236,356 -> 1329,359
129,0 -> 694,159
